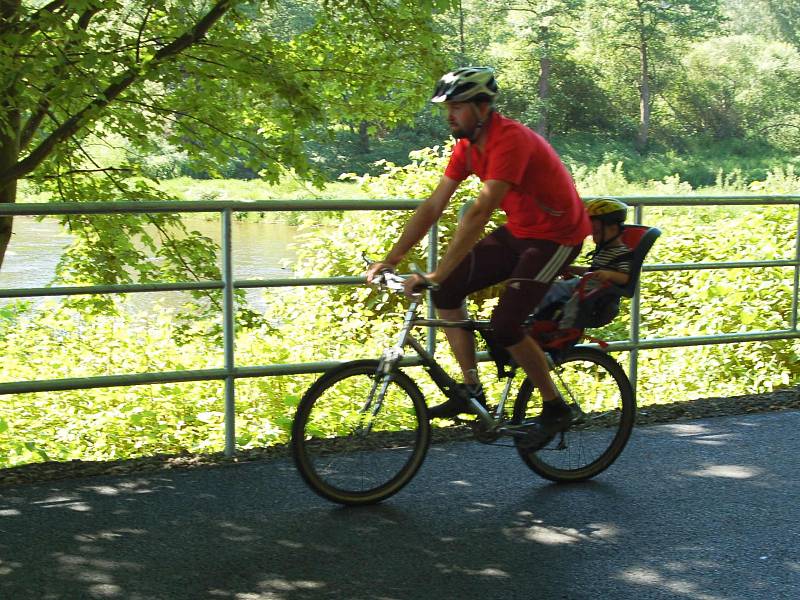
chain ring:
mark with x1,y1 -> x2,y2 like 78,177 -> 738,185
466,418 -> 503,443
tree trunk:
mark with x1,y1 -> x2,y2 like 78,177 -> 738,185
0,0 -> 21,270
637,17 -> 651,152
0,106 -> 19,271
358,121 -> 370,153
766,0 -> 800,51
536,26 -> 551,138
459,0 -> 466,64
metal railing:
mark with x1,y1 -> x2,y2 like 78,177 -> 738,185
1,195 -> 798,456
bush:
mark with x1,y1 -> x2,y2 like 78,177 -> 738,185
2,147 -> 798,468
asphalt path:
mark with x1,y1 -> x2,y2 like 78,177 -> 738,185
1,410 -> 798,600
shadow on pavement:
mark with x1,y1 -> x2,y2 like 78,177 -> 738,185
0,411 -> 798,599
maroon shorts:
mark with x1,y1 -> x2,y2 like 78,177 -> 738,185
432,226 -> 582,347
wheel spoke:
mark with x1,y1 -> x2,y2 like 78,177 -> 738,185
513,347 -> 635,482
291,362 -> 430,505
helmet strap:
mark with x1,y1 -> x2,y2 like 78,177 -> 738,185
596,223 -> 624,251
589,222 -> 624,258
468,103 -> 491,143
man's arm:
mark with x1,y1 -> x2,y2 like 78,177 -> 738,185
366,176 -> 460,281
428,178 -> 509,284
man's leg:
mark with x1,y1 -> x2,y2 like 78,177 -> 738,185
437,306 -> 480,385
490,240 -> 582,429
506,335 -> 559,402
426,305 -> 485,418
498,298 -> 574,442
427,230 -> 514,418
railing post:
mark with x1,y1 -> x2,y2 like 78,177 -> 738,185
792,205 -> 800,331
628,202 -> 644,395
222,208 -> 237,457
427,222 -> 438,356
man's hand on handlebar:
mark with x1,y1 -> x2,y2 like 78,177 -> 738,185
365,260 -> 396,284
402,272 -> 438,298
364,256 -> 438,298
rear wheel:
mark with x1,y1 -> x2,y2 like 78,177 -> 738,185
291,360 -> 431,505
512,347 -> 635,482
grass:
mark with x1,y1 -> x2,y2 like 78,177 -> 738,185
156,176 -> 371,202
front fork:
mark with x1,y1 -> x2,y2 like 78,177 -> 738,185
375,298 -> 421,375
361,300 -> 425,429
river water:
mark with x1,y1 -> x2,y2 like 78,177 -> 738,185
0,216 -> 298,313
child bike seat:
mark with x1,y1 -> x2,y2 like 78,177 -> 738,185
528,224 -> 662,351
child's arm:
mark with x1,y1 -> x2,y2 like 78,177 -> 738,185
564,265 -> 588,277
586,268 -> 630,286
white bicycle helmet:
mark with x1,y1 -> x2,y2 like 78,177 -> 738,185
431,67 -> 498,103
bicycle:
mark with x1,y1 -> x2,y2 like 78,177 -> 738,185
290,269 -> 636,506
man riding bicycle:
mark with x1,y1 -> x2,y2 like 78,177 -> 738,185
366,67 -> 591,439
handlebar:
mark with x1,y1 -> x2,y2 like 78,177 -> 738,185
363,253 -> 437,294
370,269 -> 408,292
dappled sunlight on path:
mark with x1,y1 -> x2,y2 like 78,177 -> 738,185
0,411 -> 797,599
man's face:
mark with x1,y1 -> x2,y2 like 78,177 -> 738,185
443,102 -> 478,139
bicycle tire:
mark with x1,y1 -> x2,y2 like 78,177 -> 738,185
512,346 -> 635,482
291,360 -> 431,505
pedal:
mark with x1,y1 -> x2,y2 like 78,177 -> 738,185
500,421 -> 558,450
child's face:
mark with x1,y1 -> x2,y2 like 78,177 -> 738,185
590,218 -> 604,243
590,218 -> 618,244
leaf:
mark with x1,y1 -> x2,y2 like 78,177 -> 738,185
197,411 -> 222,423
740,310 -> 756,325
282,395 -> 301,407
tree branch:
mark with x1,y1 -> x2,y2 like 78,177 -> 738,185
35,167 -> 134,179
19,6 -> 101,150
0,0 -> 65,36
2,0 -> 238,187
0,1 -> 106,40
136,4 -> 155,63
117,97 -> 281,162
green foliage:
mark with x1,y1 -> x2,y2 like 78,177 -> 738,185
554,133 -> 800,189
3,0 -> 800,469
2,164 -> 799,467
0,303 -> 314,467
668,35 -> 800,151
1,0 -> 455,288
157,175 -> 371,203
300,1 -> 799,181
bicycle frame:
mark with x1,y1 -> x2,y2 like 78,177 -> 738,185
291,271 -> 638,504
375,295 -> 519,430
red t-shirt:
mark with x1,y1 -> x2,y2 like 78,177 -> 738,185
444,112 -> 590,245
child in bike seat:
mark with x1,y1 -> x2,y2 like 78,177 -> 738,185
535,198 -> 631,329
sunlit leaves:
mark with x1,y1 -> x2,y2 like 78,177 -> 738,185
1,0 -> 454,298
674,35 -> 800,150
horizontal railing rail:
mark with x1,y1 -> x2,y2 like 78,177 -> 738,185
1,195 -> 798,456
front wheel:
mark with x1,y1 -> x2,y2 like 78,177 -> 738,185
513,346 -> 635,482
291,360 -> 431,505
